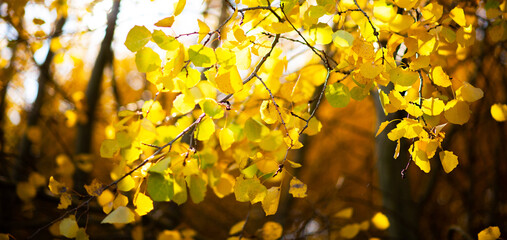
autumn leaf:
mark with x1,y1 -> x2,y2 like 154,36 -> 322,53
372,212 -> 390,230
101,206 -> 135,224
124,25 -> 151,52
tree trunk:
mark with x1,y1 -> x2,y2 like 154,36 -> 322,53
372,90 -> 418,240
74,0 -> 120,190
17,17 -> 66,181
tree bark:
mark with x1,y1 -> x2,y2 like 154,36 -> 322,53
74,0 -> 120,190
372,90 -> 418,240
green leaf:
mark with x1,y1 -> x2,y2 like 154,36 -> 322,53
186,175 -> 207,204
173,176 -> 187,205
152,30 -> 179,50
149,157 -> 172,174
325,82 -> 351,108
199,99 -> 224,119
125,25 -> 151,52
188,44 -> 216,68
135,47 -> 161,73
147,173 -> 174,201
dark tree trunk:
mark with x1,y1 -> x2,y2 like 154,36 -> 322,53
74,0 -> 121,191
373,90 -> 418,240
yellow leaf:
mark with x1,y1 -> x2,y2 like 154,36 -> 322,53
173,94 -> 196,114
142,100 -> 166,124
134,192 -> 154,216
101,206 -> 135,224
200,98 -> 224,119
444,100 -> 470,125
410,55 -> 430,70
376,121 -> 390,137
16,181 -> 36,202
289,178 -> 307,198
394,140 -> 401,159
49,176 -> 67,195
195,117 -> 215,141
262,187 -> 281,216
260,100 -> 279,124
478,226 -> 501,240
262,221 -> 283,240
332,30 -> 354,48
214,67 -> 244,94
98,190 -> 114,207
388,90 -> 407,110
360,62 -> 383,79
431,66 -> 451,87
229,221 -> 245,235
422,97 -> 445,116
389,14 -> 414,33
406,103 -> 423,117
394,0 -> 417,9
197,19 -> 209,43
60,216 -> 79,238
118,175 -> 135,192
245,118 -> 269,142
450,7 -> 467,27
84,179 -> 103,197
390,67 -> 419,87
373,1 -> 397,22
213,174 -> 235,198
188,44 -> 216,68
308,23 -> 333,45
154,16 -> 175,27
219,128 -> 235,151
124,25 -> 151,52
305,117 -> 322,136
439,150 -> 458,173
340,224 -> 360,239
216,47 -> 237,69
334,207 -> 354,219
359,220 -> 370,230
491,103 -> 507,122
456,83 -> 484,103
29,172 -> 46,188
234,176 -> 267,203
158,230 -> 182,240
100,139 -> 120,158
76,228 -> 89,240
421,2 -> 443,22
58,193 -> 72,209
259,130 -> 283,151
284,128 -> 303,149
372,212 -> 390,230
173,0 -> 186,16
113,194 -> 129,209
412,148 -> 430,173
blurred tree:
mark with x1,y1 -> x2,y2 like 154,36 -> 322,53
0,0 -> 505,239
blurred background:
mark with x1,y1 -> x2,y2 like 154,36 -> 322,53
0,0 -> 506,239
